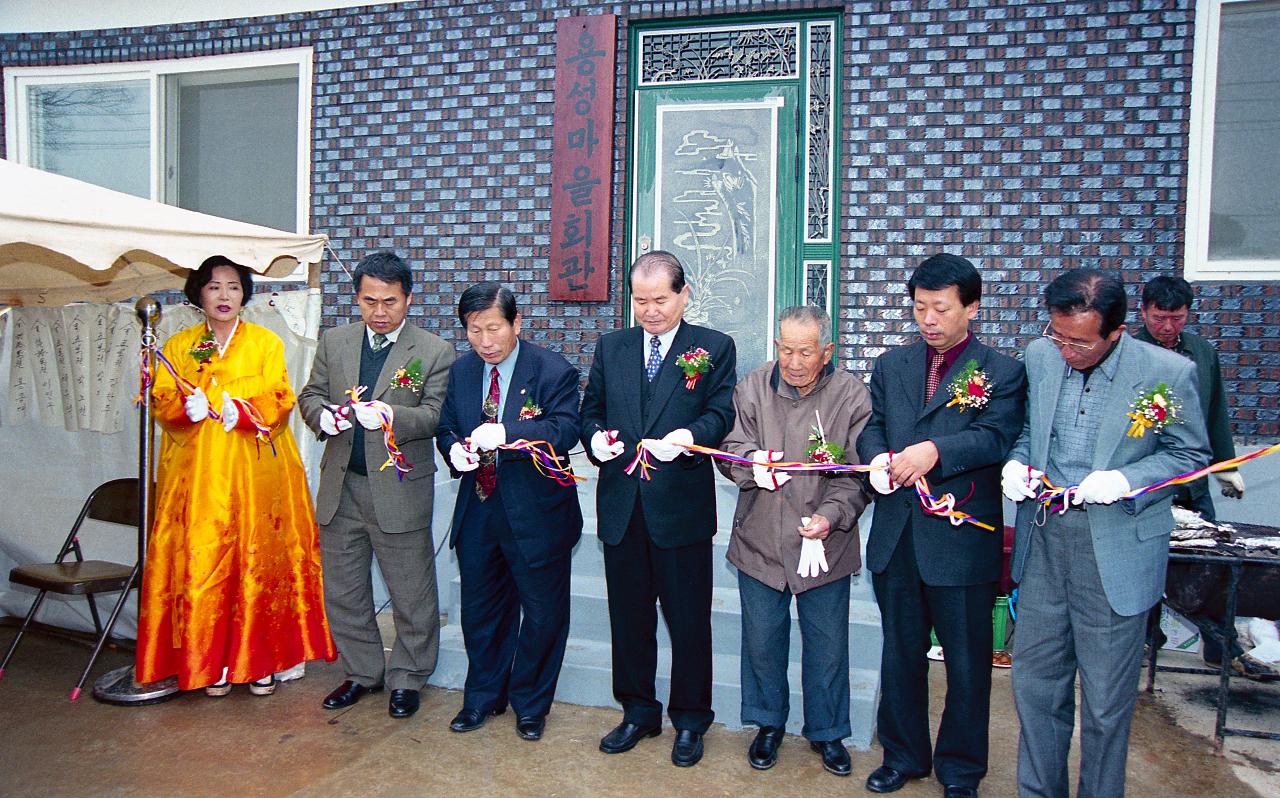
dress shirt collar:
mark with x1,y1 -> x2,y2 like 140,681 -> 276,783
927,333 -> 972,373
365,319 -> 407,348
644,322 -> 681,363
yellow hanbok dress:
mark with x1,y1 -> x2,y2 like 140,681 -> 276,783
136,320 -> 335,689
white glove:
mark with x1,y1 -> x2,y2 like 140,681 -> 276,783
352,401 -> 388,431
591,429 -> 626,462
1073,470 -> 1131,505
751,449 -> 790,491
449,441 -> 480,472
319,404 -> 352,437
184,388 -> 210,423
645,428 -> 693,462
797,537 -> 829,578
1002,459 -> 1044,502
469,422 -> 506,451
797,537 -> 814,578
796,518 -> 829,578
868,452 -> 895,495
1216,471 -> 1245,499
221,393 -> 239,432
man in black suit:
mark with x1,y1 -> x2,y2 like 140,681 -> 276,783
580,251 -> 736,767
856,254 -> 1026,798
436,282 -> 583,741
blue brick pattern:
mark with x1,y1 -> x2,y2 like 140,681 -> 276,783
1,0 -> 1276,438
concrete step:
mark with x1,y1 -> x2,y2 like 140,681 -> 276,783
567,517 -> 879,597
442,573 -> 883,672
427,624 -> 881,750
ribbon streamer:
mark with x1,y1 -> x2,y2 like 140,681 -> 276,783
346,385 -> 412,479
227,395 -> 277,456
628,440 -> 995,532
498,439 -> 585,487
147,347 -> 222,422
140,344 -> 280,454
1034,442 -> 1280,512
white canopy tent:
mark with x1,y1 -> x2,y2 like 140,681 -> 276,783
0,158 -> 325,306
0,158 -> 329,639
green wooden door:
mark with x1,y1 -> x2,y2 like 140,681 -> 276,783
627,16 -> 840,375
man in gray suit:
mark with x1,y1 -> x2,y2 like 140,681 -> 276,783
299,251 -> 455,719
1002,269 -> 1209,798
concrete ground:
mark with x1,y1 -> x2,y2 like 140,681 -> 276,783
0,623 -> 1276,798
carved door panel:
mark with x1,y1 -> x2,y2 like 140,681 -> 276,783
628,18 -> 839,375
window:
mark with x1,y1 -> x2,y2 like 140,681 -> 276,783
1184,0 -> 1280,280
6,49 -> 311,243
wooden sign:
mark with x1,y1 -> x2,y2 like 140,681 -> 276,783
548,13 -> 616,301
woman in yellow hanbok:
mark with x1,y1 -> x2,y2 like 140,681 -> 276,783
136,257 -> 335,695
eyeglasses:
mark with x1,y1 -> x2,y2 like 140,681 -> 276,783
1041,323 -> 1099,352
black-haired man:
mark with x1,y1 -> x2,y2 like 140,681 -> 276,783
581,251 -> 737,767
299,251 -> 455,719
1136,275 -> 1242,518
435,282 -> 583,741
1003,268 -> 1209,797
857,253 -> 1026,798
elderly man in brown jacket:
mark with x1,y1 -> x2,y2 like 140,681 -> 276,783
716,305 -> 872,777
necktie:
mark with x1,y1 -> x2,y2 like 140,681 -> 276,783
645,335 -> 662,382
371,332 -> 388,352
924,349 -> 945,404
476,366 -> 500,501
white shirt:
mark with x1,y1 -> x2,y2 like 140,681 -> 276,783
365,319 -> 407,349
642,322 -> 681,371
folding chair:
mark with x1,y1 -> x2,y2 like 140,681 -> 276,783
0,478 -> 141,700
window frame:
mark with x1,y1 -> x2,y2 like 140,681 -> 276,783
1183,0 -> 1280,281
4,48 -> 314,267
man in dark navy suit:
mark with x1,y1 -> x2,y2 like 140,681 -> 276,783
436,282 -> 583,742
856,254 -> 1027,798
580,251 -> 736,767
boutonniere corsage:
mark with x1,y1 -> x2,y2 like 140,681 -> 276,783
1126,382 -> 1182,438
945,359 -> 992,412
190,330 -> 217,367
677,347 -> 713,390
518,396 -> 543,420
389,357 -> 424,392
805,421 -> 846,465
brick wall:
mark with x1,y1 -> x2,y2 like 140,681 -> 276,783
2,0 -> 1277,438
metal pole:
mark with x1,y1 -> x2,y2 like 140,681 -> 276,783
136,296 -> 159,566
92,296 -> 180,705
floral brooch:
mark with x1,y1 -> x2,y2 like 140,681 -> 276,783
389,358 -> 424,392
945,359 -> 992,412
190,331 -> 217,367
678,347 -> 713,390
1126,383 -> 1181,438
806,425 -> 847,465
518,396 -> 543,420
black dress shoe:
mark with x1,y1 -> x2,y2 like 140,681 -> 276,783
810,740 -> 851,776
322,680 -> 384,710
943,785 -> 978,798
866,765 -> 928,794
748,726 -> 785,770
516,715 -> 546,740
388,689 -> 420,718
449,706 -> 505,732
671,729 -> 704,767
599,720 -> 662,754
